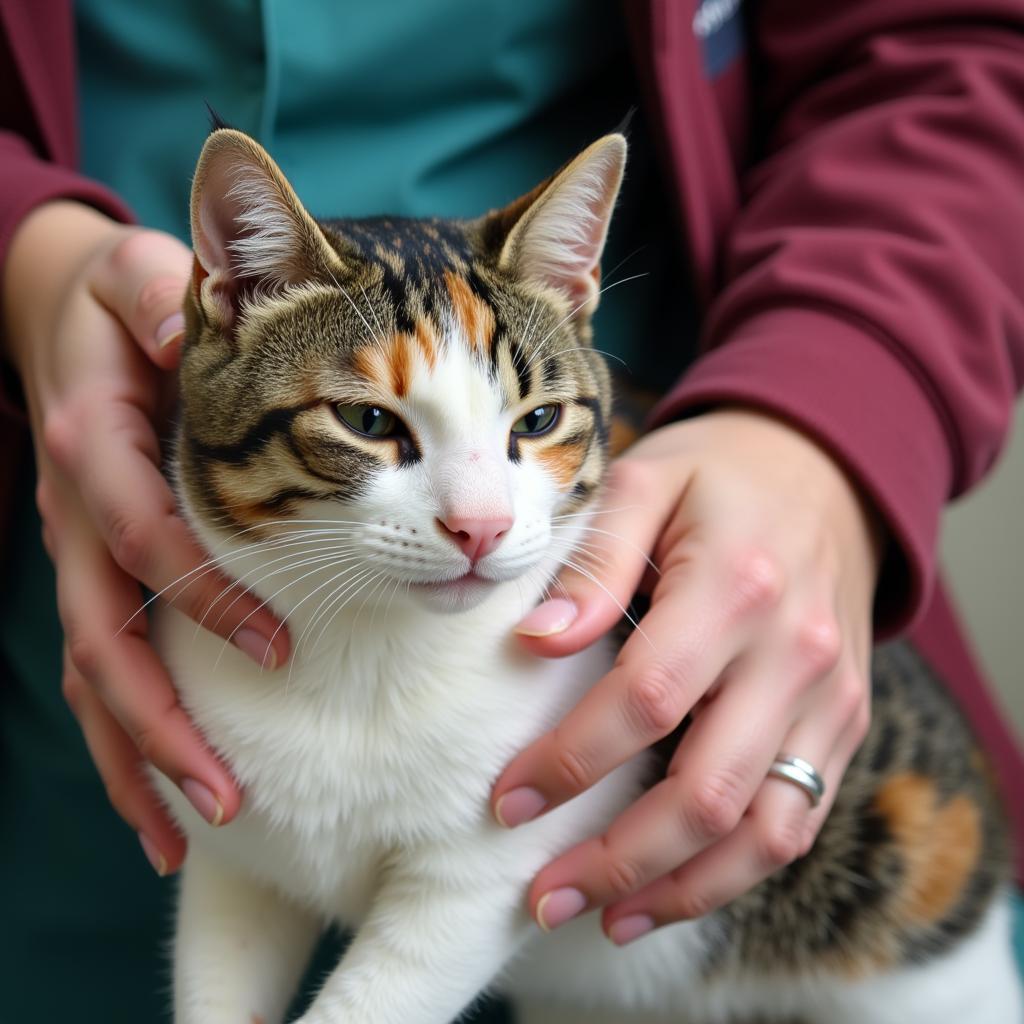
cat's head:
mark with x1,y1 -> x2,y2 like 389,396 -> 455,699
178,128 -> 625,614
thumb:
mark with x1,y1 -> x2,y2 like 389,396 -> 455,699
94,228 -> 194,370
516,474 -> 672,658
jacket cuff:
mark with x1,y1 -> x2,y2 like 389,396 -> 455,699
648,307 -> 954,637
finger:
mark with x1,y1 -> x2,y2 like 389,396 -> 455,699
524,659 -> 796,927
57,528 -> 243,827
94,228 -> 193,369
516,459 -> 681,658
63,648 -> 187,875
602,680 -> 867,943
77,404 -> 287,667
494,561 -> 742,828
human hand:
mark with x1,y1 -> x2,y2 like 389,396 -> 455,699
2,201 -> 290,874
491,408 -> 881,942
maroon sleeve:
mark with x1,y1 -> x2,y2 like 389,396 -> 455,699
651,2 -> 1024,635
0,0 -> 134,286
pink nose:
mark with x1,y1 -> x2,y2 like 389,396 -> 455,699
436,514 -> 513,562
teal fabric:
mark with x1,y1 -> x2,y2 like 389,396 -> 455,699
75,0 -> 684,387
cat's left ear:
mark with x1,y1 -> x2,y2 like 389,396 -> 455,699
495,134 -> 626,316
190,128 -> 342,331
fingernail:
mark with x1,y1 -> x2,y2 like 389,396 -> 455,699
515,599 -> 577,638
536,887 -> 587,931
494,786 -> 547,828
181,778 -> 225,827
138,832 -> 168,876
233,628 -> 278,670
156,312 -> 185,348
608,913 -> 655,946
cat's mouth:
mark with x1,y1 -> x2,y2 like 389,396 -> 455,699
411,571 -> 497,612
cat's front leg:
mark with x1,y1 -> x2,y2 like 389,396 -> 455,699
295,843 -> 536,1024
175,846 -> 321,1024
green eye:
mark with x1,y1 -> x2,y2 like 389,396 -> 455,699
511,405 -> 560,436
334,403 -> 402,438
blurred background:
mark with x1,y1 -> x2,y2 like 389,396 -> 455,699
944,409 -> 1024,744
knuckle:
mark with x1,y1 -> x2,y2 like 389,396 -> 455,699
135,274 -> 186,324
623,668 -> 681,737
133,723 -> 160,765
41,409 -> 77,469
604,458 -> 656,502
793,614 -> 842,676
757,819 -> 804,869
834,670 -> 868,726
107,511 -> 150,577
850,697 -> 872,746
61,669 -> 86,713
106,229 -> 157,275
600,841 -> 645,898
676,890 -> 715,920
67,634 -> 102,682
553,745 -> 595,796
727,548 -> 784,617
687,770 -> 746,841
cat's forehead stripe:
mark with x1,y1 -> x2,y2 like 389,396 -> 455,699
445,271 -> 495,355
413,318 -> 439,371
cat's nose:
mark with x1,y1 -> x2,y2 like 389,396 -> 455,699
436,514 -> 513,562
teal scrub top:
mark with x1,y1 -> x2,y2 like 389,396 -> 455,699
0,3 -> 688,1022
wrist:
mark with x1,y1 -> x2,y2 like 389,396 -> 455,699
2,200 -> 127,374
701,405 -> 885,583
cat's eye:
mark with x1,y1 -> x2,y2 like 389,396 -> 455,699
511,405 -> 560,436
334,403 -> 405,438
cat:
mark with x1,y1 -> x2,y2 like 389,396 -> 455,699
150,127 -> 1023,1024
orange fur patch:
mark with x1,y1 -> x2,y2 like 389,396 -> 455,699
446,271 -> 494,354
354,328 -> 438,393
386,332 -> 413,398
874,773 -> 982,926
353,345 -> 383,388
536,440 -> 587,489
413,317 -> 439,371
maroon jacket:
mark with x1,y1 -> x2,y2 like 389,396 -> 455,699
1,0 -> 1022,864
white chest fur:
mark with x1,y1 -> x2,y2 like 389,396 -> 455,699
152,586 -> 620,922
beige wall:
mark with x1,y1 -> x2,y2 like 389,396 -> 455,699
941,406 -> 1024,745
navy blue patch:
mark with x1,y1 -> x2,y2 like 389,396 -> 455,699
693,0 -> 745,78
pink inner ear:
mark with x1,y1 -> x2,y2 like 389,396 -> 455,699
194,192 -> 243,328
194,156 -> 250,279
192,153 -> 293,331
507,139 -> 625,315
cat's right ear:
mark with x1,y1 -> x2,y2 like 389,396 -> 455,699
190,129 -> 342,332
489,135 -> 627,318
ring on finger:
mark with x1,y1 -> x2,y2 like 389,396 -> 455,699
767,753 -> 825,808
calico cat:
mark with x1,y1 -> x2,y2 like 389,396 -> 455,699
151,127 -> 1023,1024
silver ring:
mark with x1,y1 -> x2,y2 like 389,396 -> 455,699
767,754 -> 825,808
